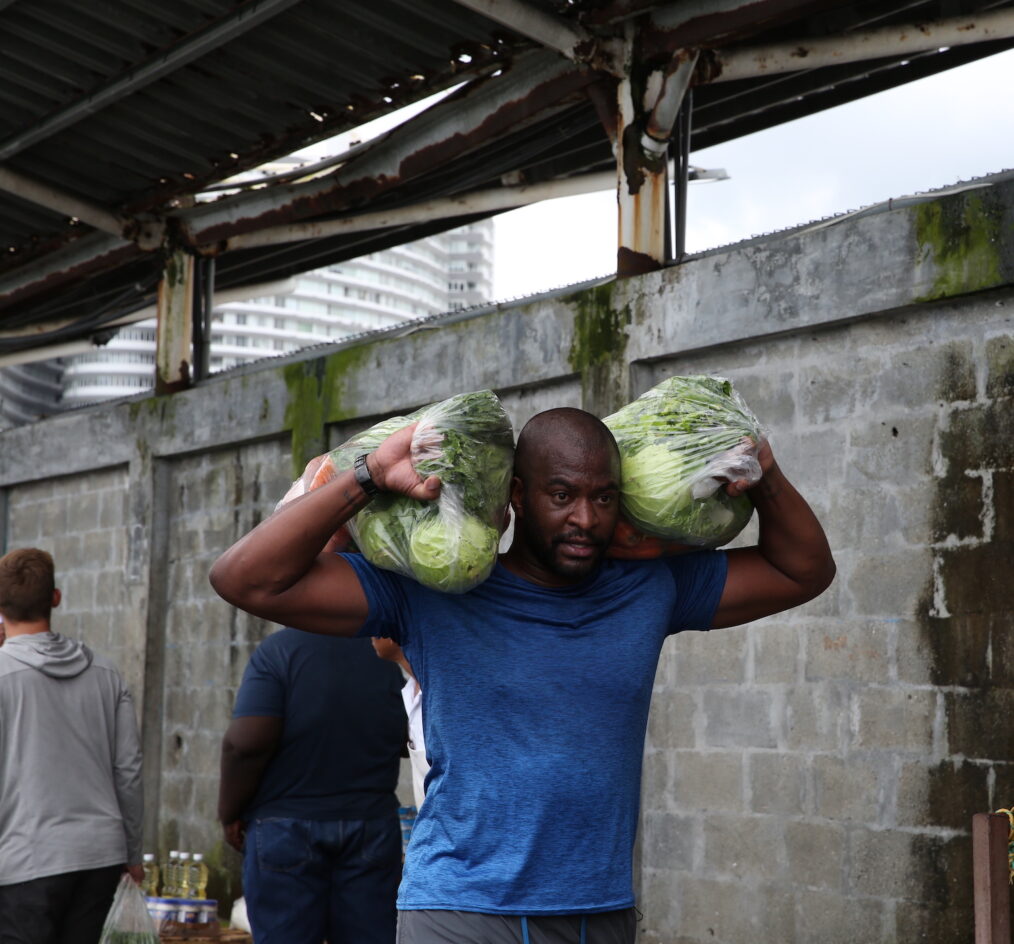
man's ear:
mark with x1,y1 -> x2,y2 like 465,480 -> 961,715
51,588 -> 61,609
509,475 -> 524,517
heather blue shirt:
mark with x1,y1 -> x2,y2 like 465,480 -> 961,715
232,630 -> 406,821
345,551 -> 727,915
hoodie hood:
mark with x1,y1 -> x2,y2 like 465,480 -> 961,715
2,631 -> 93,678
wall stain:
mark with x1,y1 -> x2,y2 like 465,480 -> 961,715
567,280 -> 632,416
282,344 -> 370,478
916,345 -> 1014,940
914,191 -> 1004,302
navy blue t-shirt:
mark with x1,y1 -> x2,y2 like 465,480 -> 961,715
232,629 -> 406,821
345,551 -> 728,915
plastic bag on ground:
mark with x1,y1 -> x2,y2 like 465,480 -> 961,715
306,389 -> 514,593
603,375 -> 766,549
99,875 -> 159,944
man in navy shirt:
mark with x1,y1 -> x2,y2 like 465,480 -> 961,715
211,408 -> 834,944
218,632 -> 406,944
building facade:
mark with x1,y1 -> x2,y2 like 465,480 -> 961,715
47,220 -> 494,411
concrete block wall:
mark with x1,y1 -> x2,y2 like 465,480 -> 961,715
1,175 -> 1011,939
637,296 -> 1013,942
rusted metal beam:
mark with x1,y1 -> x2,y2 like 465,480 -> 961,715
216,171 -> 616,251
0,167 -> 125,236
154,250 -> 194,395
973,812 -> 1011,944
0,0 -> 305,162
446,0 -> 594,60
708,8 -> 1014,84
0,232 -> 138,311
177,49 -> 597,248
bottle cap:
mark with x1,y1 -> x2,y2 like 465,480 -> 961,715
170,850 -> 179,857
179,852 -> 191,860
143,853 -> 155,862
193,853 -> 204,862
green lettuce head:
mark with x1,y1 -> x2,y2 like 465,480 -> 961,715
408,513 -> 500,593
621,442 -> 753,546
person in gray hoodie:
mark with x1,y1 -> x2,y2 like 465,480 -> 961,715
0,547 -> 144,944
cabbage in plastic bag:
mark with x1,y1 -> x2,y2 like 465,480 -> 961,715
310,390 -> 514,593
603,375 -> 765,548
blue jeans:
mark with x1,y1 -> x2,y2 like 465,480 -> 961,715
243,815 -> 401,944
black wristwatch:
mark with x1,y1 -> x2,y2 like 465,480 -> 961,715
353,453 -> 379,497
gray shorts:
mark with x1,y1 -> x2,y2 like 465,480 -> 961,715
396,908 -> 637,944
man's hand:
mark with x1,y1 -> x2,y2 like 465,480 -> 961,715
223,819 -> 246,853
126,863 -> 145,884
722,439 -> 772,498
368,424 -> 441,500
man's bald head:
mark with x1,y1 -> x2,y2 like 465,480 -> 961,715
514,408 -> 619,482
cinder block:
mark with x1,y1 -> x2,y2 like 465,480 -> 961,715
854,688 -> 936,753
676,874 -> 795,942
798,361 -> 878,425
985,334 -> 1014,399
845,414 -> 937,486
848,827 -> 970,906
828,486 -> 904,552
794,888 -> 888,944
939,400 -> 1014,471
893,618 -> 935,685
845,547 -> 933,620
786,684 -> 848,753
896,759 -> 989,830
703,689 -> 777,749
641,811 -> 696,873
647,688 -> 697,750
805,620 -> 890,684
945,689 -> 1014,760
671,628 -> 747,686
876,341 -> 976,409
750,752 -> 806,816
752,623 -> 799,684
671,751 -> 743,813
785,820 -> 847,891
702,813 -> 784,883
812,755 -> 882,823
936,542 -> 1014,618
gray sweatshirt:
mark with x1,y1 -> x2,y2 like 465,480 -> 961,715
0,631 -> 143,885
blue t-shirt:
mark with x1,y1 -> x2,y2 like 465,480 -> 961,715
232,629 -> 406,821
345,551 -> 728,915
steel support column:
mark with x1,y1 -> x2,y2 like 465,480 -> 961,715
616,37 -> 695,277
155,250 -> 194,395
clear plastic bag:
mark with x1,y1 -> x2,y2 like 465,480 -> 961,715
304,389 -> 515,593
603,375 -> 766,549
99,875 -> 159,944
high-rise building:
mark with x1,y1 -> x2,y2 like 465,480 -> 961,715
53,220 -> 493,410
0,361 -> 64,426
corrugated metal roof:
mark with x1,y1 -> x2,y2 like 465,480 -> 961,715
1,0 -> 1012,355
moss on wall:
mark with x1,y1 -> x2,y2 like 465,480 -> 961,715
282,344 -> 370,477
915,192 -> 1004,302
567,281 -> 632,416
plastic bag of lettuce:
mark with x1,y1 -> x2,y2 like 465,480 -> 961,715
310,389 -> 514,593
603,375 -> 765,548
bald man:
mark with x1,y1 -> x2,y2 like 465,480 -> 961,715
211,407 -> 834,944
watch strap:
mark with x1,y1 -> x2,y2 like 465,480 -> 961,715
353,453 -> 379,496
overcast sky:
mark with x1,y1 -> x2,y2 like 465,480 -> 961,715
492,48 -> 1014,300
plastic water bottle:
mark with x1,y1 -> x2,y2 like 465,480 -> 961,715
177,852 -> 192,897
142,853 -> 160,897
162,850 -> 179,896
189,853 -> 209,899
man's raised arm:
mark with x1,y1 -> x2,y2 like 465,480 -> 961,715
209,423 -> 440,636
711,441 -> 835,629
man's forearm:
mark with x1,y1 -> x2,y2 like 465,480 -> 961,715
218,747 -> 274,825
210,468 -> 371,605
750,460 -> 835,595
